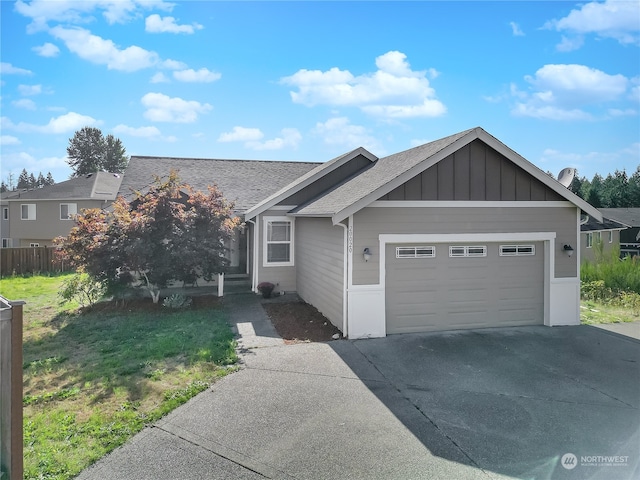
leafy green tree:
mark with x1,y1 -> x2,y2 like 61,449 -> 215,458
67,127 -> 129,177
55,172 -> 241,303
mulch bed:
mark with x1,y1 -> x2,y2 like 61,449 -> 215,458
262,301 -> 342,344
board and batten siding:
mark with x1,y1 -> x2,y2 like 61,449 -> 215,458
379,140 -> 565,202
295,218 -> 344,329
255,210 -> 297,293
352,206 -> 578,285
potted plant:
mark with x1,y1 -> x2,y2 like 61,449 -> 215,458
257,281 -> 275,298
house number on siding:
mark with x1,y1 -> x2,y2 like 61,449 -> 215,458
348,225 -> 353,254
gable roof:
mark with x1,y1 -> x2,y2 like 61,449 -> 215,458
2,172 -> 123,201
243,147 -> 377,220
598,208 -> 640,228
580,215 -> 628,232
120,156 -> 320,212
292,127 -> 603,223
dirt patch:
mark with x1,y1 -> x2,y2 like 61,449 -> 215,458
262,301 -> 342,344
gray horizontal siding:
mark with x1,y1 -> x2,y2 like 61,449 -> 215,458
295,218 -> 344,329
352,206 -> 577,284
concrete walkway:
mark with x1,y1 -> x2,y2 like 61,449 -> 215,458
223,293 -> 284,350
591,320 -> 640,340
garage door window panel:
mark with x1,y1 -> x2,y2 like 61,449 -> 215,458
449,246 -> 487,257
499,245 -> 535,256
396,246 -> 436,258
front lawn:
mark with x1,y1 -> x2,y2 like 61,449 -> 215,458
0,273 -> 238,480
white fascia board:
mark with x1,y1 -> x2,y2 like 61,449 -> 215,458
475,129 -> 602,222
244,147 -> 377,221
369,201 -> 575,208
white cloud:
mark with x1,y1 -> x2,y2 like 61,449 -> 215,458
510,64 -> 631,120
12,99 -> 37,110
32,42 -> 60,57
314,117 -> 383,153
0,135 -> 21,146
2,112 -> 98,134
18,84 -> 43,96
14,0 -> 175,32
281,51 -> 446,119
145,14 -> 203,34
218,126 -> 264,143
0,62 -> 32,75
607,108 -> 637,117
247,128 -> 302,151
539,143 -> 640,175
50,26 -> 159,72
173,68 -> 221,83
141,92 -> 212,123
113,124 -> 161,137
510,22 -> 524,36
150,72 -> 169,83
556,35 -> 584,52
544,0 -> 640,48
160,59 -> 187,70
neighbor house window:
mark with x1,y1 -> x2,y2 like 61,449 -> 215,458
608,231 -> 613,243
60,203 -> 77,220
586,233 -> 593,248
263,216 -> 294,266
499,245 -> 535,256
396,246 -> 436,258
2,207 -> 7,220
30,243 -> 39,247
21,204 -> 36,220
449,245 -> 487,257
2,238 -> 11,248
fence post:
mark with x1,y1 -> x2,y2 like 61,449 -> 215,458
0,296 -> 25,480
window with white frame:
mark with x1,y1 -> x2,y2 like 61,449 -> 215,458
21,204 -> 36,220
60,203 -> 77,220
2,238 -> 11,248
499,245 -> 535,256
2,207 -> 8,220
30,243 -> 39,247
263,216 -> 294,266
608,231 -> 613,243
586,232 -> 593,248
396,246 -> 436,258
449,245 -> 487,257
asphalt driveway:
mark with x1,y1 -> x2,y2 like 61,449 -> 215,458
79,324 -> 639,480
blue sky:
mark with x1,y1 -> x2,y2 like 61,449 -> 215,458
1,0 -> 638,185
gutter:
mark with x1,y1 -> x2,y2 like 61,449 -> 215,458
246,219 -> 258,293
335,221 -> 349,338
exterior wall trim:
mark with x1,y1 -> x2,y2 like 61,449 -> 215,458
370,201 -> 574,208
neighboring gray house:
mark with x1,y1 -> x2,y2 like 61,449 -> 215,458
580,215 -> 628,262
122,127 -> 602,338
599,208 -> 640,257
0,172 -> 123,248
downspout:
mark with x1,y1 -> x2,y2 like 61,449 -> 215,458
336,221 -> 349,338
246,219 -> 258,293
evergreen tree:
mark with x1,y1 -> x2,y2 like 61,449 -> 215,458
36,172 -> 46,188
17,169 -> 29,189
67,127 -> 129,177
45,172 -> 55,186
1,181 -> 7,193
102,135 -> 129,173
28,173 -> 37,189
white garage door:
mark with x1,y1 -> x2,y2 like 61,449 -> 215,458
386,242 -> 544,334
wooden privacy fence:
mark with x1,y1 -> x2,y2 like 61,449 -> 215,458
0,247 -> 72,277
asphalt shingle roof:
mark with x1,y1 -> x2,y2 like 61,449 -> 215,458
1,172 -> 123,201
292,128 -> 476,217
598,208 -> 640,228
119,156 -> 320,211
580,216 -> 628,232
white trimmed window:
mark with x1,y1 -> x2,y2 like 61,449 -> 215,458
21,204 -> 36,220
29,243 -> 39,247
396,246 -> 435,258
60,203 -> 77,220
263,216 -> 294,266
449,245 -> 487,257
608,231 -> 613,243
2,238 -> 11,248
2,207 -> 8,220
499,245 -> 535,256
586,233 -> 593,248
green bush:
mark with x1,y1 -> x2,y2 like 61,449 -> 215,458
58,272 -> 107,308
581,250 -> 640,295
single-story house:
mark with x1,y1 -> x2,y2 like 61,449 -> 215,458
1,172 -> 123,248
121,127 -> 601,338
580,214 -> 628,262
598,208 -> 640,257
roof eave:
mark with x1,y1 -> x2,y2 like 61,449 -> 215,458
243,147 -> 377,221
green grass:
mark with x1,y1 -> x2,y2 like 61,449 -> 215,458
580,300 -> 640,325
0,273 -> 238,480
